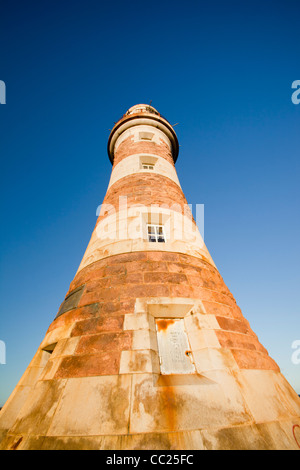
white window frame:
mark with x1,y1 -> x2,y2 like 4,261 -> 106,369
147,224 -> 166,243
142,164 -> 154,170
139,131 -> 154,141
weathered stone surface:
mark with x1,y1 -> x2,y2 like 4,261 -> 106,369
76,331 -> 132,355
6,379 -> 67,436
47,375 -> 131,436
70,315 -> 124,337
54,352 -> 120,378
55,285 -> 85,318
130,372 -> 250,434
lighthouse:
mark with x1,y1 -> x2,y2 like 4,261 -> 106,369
0,104 -> 299,450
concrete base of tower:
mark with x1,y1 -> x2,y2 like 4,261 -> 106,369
1,418 -> 300,450
0,367 -> 299,450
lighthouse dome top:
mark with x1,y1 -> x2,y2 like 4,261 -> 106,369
125,104 -> 160,116
108,103 -> 179,164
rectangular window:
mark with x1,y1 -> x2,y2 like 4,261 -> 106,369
139,131 -> 154,141
142,164 -> 154,170
155,318 -> 195,375
147,224 -> 166,243
140,156 -> 157,171
42,343 -> 57,354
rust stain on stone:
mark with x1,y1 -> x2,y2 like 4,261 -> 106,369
10,436 -> 23,450
156,319 -> 175,332
162,387 -> 177,431
292,425 -> 300,449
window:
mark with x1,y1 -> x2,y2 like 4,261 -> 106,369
147,224 -> 166,243
139,156 -> 158,171
42,343 -> 57,355
38,342 -> 58,381
142,164 -> 154,170
139,131 -> 154,141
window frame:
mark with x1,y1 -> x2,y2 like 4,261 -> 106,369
142,164 -> 154,170
147,224 -> 166,243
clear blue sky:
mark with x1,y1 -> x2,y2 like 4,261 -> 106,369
0,0 -> 299,405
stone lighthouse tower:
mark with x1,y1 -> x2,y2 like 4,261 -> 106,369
0,104 -> 299,450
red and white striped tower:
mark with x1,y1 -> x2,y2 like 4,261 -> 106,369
0,104 -> 299,450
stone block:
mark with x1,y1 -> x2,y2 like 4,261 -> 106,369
8,379 -> 67,436
119,350 -> 160,374
187,329 -> 220,351
132,329 -> 158,351
76,332 -> 132,355
54,352 -> 120,378
124,313 -> 155,331
193,347 -> 238,373
47,375 -> 131,436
